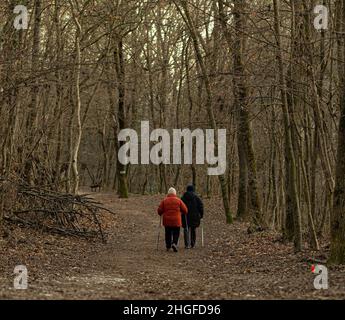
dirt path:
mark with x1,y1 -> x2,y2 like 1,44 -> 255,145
1,192 -> 345,300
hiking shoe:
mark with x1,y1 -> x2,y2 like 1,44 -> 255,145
172,244 -> 178,253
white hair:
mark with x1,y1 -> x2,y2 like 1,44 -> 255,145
168,187 -> 177,195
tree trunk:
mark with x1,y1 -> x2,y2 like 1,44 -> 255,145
330,0 -> 345,264
24,0 -> 42,184
69,0 -> 82,195
115,40 -> 129,198
273,0 -> 303,252
217,0 -> 263,227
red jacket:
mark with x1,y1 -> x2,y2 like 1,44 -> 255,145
158,194 -> 188,227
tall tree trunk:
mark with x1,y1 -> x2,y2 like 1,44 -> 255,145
217,0 -> 263,227
69,0 -> 82,195
330,0 -> 345,264
273,0 -> 302,252
53,0 -> 63,189
232,0 -> 264,229
115,40 -> 129,198
330,91 -> 345,263
24,0 -> 42,184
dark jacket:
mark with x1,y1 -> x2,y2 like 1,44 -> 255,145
181,187 -> 204,228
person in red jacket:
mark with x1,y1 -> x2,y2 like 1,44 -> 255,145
158,187 -> 188,252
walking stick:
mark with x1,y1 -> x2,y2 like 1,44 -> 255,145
201,219 -> 204,248
156,215 -> 162,251
184,214 -> 190,248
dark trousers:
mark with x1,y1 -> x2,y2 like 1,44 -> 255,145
184,227 -> 197,248
165,227 -> 180,249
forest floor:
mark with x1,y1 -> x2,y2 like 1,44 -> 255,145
0,191 -> 345,300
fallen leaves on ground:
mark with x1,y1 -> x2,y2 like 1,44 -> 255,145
0,193 -> 344,300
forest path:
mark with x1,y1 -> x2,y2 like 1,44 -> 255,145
49,192 -> 345,299
1,192 -> 345,299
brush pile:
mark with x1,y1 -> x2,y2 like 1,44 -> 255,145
0,176 -> 113,242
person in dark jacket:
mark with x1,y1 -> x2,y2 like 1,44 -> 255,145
181,185 -> 204,249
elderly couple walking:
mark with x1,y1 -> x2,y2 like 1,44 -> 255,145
157,185 -> 204,253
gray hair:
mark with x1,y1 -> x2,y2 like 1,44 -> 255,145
168,187 -> 177,195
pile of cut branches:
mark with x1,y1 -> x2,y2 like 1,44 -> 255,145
0,176 -> 113,242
